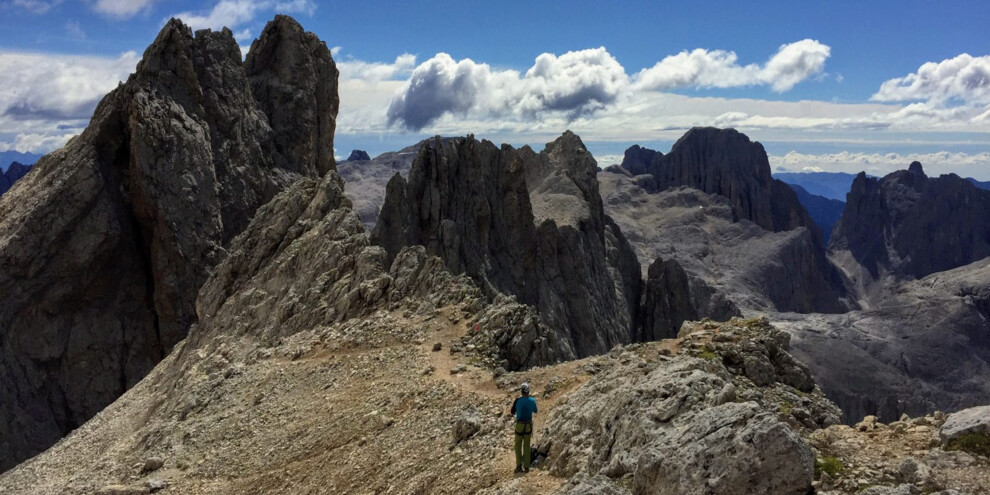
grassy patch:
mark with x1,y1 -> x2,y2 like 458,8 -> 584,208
697,349 -> 718,361
779,400 -> 794,416
945,432 -> 990,457
814,456 -> 844,478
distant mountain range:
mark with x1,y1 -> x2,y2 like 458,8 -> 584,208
968,177 -> 990,191
0,151 -> 41,171
773,171 -> 859,201
0,162 -> 32,196
787,184 -> 844,243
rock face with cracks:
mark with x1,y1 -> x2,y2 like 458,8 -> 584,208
0,16 -> 337,471
830,162 -> 990,281
538,318 -> 839,495
372,132 -> 642,366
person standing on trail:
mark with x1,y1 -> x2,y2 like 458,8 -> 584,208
511,382 -> 538,473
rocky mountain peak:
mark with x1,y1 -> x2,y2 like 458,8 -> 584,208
246,14 -> 339,176
0,15 -> 338,471
645,127 -> 823,245
372,132 -> 642,367
831,162 -> 990,280
346,149 -> 371,161
0,161 -> 32,196
620,144 -> 659,176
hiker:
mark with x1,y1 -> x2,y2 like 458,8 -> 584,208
510,382 -> 538,473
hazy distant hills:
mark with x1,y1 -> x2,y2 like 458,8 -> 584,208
787,184 -> 844,243
0,162 -> 32,196
968,177 -> 990,191
0,150 -> 41,171
773,171 -> 858,201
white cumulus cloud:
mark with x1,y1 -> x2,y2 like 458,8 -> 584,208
386,47 -> 628,130
770,150 -> 990,178
338,53 -> 417,82
0,50 -> 139,121
634,39 -> 831,92
872,54 -> 990,105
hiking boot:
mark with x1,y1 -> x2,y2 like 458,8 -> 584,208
514,466 -> 523,474
523,466 -> 530,473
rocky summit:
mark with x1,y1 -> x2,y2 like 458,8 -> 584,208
372,133 -> 642,367
0,16 -> 337,471
830,162 -> 990,282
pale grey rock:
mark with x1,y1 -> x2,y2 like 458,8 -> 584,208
940,404 -> 990,443
599,174 -> 847,316
337,142 -> 420,230
452,406 -> 482,443
556,474 -> 632,495
897,457 -> 931,484
860,485 -> 921,495
539,349 -> 816,495
778,260 -> 990,422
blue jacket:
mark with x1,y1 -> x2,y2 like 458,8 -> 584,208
511,395 -> 538,422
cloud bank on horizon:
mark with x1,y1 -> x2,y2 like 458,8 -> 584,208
1,0 -> 988,179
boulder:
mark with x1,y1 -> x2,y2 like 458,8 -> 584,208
452,406 -> 482,443
940,404 -> 990,454
539,334 -> 819,495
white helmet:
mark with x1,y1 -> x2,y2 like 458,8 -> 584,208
521,382 -> 531,394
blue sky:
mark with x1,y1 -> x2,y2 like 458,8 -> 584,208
1,0 -> 989,177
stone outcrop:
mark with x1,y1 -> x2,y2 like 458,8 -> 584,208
539,318 -> 840,495
0,161 -> 32,195
939,405 -> 990,448
345,149 -> 371,162
372,132 -> 642,365
829,162 -> 990,280
244,15 -> 338,177
0,16 -> 337,471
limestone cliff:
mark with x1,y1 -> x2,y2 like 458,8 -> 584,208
0,16 -> 337,471
372,133 -> 642,366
